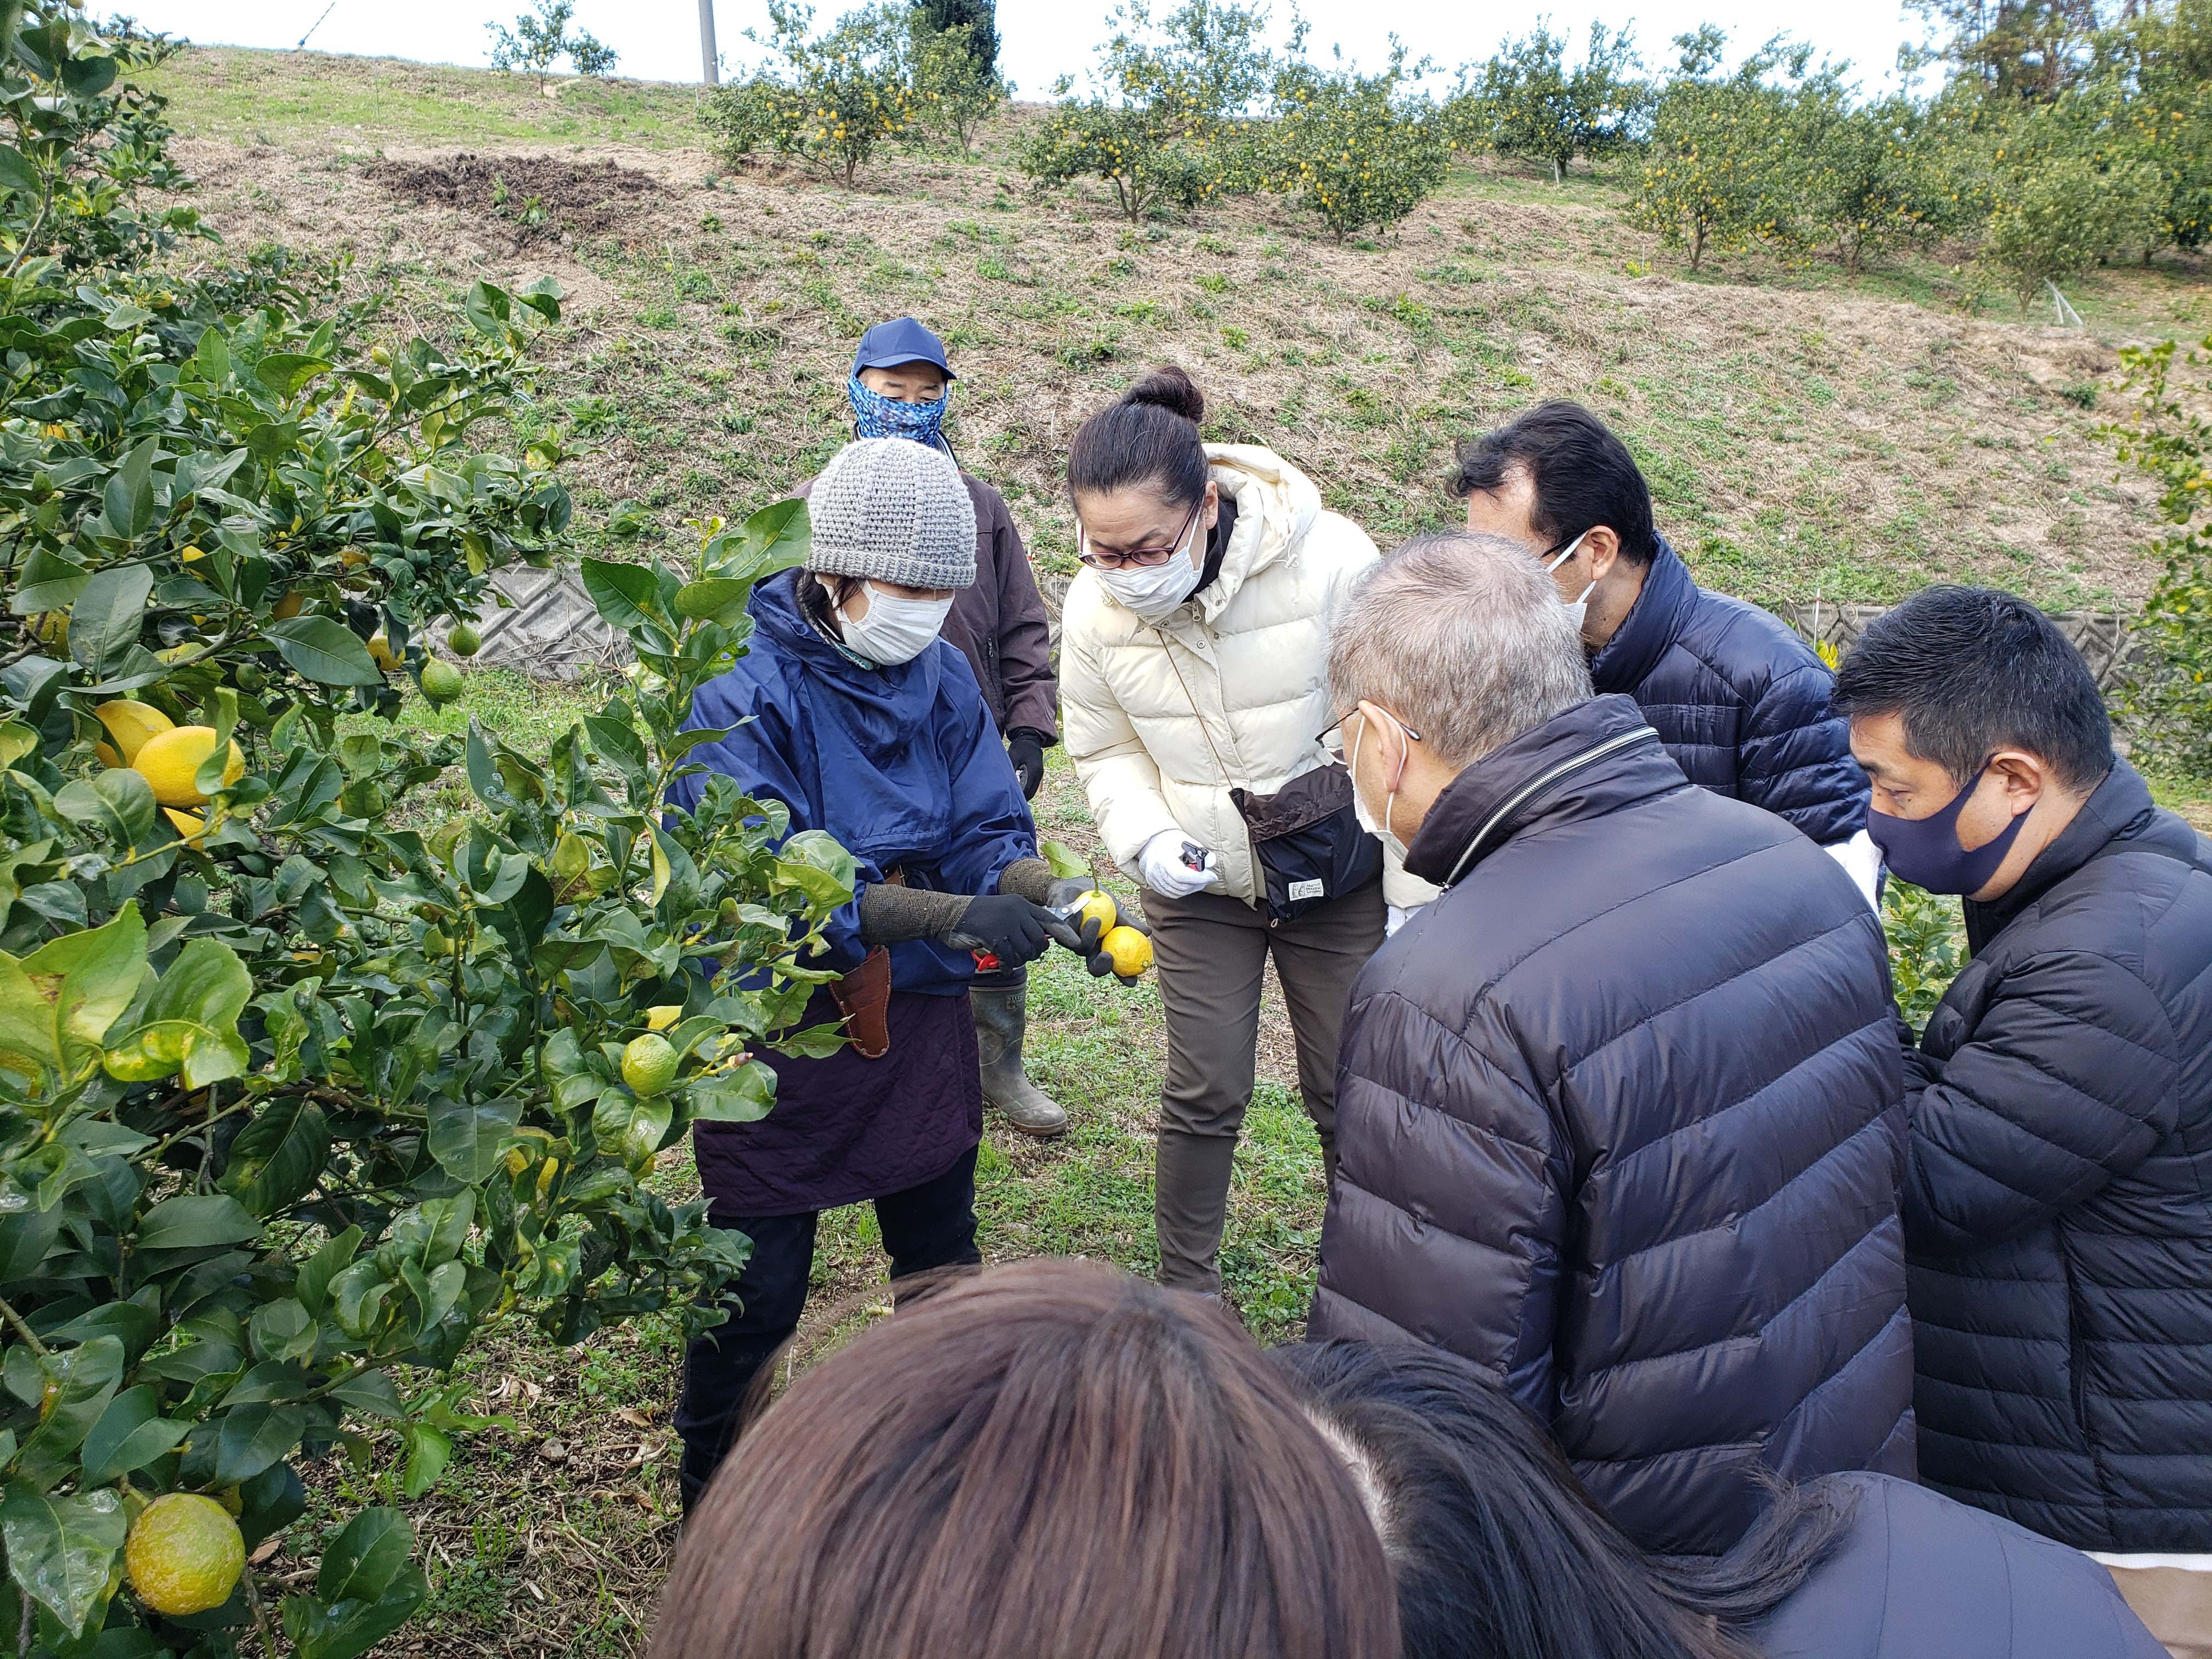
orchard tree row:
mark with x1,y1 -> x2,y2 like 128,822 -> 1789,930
707,0 -> 2212,286
0,9 -> 853,1659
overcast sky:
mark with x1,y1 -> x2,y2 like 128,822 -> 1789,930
128,0 -> 1934,98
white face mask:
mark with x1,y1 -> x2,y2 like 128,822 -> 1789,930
1546,532 -> 1598,633
1350,711 -> 1409,863
830,578 -> 952,667
1090,512 -> 1204,623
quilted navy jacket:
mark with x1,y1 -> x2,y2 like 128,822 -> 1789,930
1904,760 -> 2212,1551
1588,535 -> 1866,846
1309,694 -> 1914,1556
1750,1473 -> 2166,1659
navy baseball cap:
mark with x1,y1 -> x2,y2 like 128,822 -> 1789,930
853,317 -> 956,380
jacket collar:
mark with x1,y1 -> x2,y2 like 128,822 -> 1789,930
1188,444 -> 1320,625
1404,695 -> 1679,887
1963,759 -> 2164,949
1587,534 -> 1696,695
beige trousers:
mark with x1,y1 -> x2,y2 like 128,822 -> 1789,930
1144,881 -> 1385,1294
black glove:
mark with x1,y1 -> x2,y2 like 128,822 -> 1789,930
947,894 -> 1081,966
1042,877 -> 1150,980
1007,730 -> 1048,800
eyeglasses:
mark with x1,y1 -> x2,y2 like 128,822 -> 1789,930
1077,498 -> 1203,572
1315,706 -> 1422,764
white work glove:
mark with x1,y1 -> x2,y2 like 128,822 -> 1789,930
1139,830 -> 1222,898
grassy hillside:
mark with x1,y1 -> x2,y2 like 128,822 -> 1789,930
139,46 -> 2212,1658
146,46 -> 2212,613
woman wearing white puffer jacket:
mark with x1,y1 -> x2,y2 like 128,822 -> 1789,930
1060,366 -> 1428,1293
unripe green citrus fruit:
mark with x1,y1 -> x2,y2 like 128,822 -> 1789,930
419,658 -> 464,706
447,622 -> 482,657
621,1033 -> 679,1097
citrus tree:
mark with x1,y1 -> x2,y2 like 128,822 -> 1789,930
702,0 -> 919,185
0,9 -> 851,1657
2106,335 -> 2212,785
1017,0 -> 1272,221
1465,21 -> 1645,184
1257,47 -> 1449,241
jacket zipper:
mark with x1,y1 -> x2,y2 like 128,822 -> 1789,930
1442,725 -> 1661,887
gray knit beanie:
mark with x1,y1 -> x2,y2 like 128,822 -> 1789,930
806,438 -> 977,590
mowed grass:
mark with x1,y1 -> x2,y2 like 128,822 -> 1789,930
318,671 -> 1318,1658
141,47 -> 706,149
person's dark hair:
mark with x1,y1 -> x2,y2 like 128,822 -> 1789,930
654,1260 -> 1401,1659
1067,365 -> 1211,509
1832,584 -> 2114,792
792,566 -> 864,640
1450,401 -> 1660,566
1269,1341 -> 1854,1659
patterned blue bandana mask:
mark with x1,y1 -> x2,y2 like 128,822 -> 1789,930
848,375 -> 949,448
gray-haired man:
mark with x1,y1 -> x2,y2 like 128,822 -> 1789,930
1307,530 -> 1912,1558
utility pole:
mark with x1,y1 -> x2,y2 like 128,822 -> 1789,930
698,0 -> 719,84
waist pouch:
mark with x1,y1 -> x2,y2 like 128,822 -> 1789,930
1230,765 -> 1381,923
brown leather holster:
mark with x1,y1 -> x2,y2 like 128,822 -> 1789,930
829,946 -> 892,1060
831,868 -> 900,1060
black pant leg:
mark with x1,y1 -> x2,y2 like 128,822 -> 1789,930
875,1146 -> 982,1304
673,1207 -> 820,1513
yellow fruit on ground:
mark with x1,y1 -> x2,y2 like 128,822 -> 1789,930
163,808 -> 207,842
93,699 -> 174,769
621,1033 -> 679,1097
1102,925 -> 1153,979
645,1005 -> 682,1031
1072,889 -> 1117,935
132,726 -> 244,808
366,634 -> 402,672
270,590 -> 306,619
419,658 -> 464,706
125,1494 -> 245,1617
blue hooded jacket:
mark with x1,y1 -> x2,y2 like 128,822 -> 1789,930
666,568 -> 1038,996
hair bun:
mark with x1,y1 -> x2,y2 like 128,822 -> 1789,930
1120,365 -> 1205,425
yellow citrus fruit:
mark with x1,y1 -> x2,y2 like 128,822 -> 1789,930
163,808 -> 207,842
31,611 -> 66,648
132,726 -> 245,808
125,1494 -> 245,1617
366,634 -> 402,673
270,590 -> 306,619
93,699 -> 174,769
447,622 -> 482,657
1073,890 -> 1117,935
621,1033 -> 679,1097
419,658 -> 464,706
645,1005 -> 682,1032
338,548 -> 369,569
179,545 -> 207,565
1102,925 -> 1153,979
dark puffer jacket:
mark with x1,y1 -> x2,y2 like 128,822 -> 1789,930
1588,535 -> 1866,846
1750,1473 -> 2166,1659
1309,694 -> 1914,1556
1903,761 -> 2212,1551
